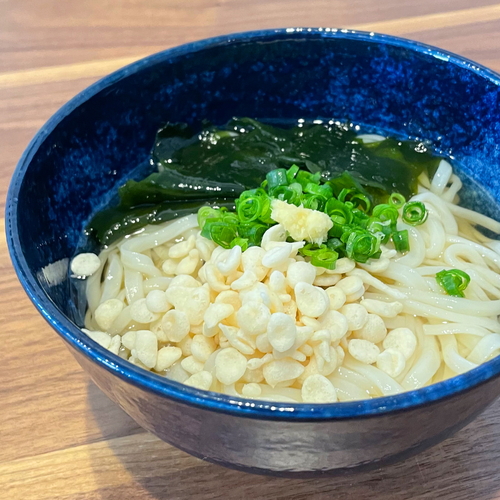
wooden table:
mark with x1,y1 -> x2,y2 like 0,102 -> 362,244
2,1 -> 500,498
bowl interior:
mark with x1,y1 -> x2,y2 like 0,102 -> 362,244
7,29 -> 500,415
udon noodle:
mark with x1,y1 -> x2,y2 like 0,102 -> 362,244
81,159 -> 500,403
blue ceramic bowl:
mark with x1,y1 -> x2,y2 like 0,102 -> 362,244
6,28 -> 500,476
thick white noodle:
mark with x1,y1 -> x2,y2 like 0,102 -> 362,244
430,159 -> 453,195
421,217 -> 446,259
401,335 -> 441,390
344,357 -> 404,396
328,376 -> 371,401
402,300 -> 500,332
143,277 -> 173,292
487,240 -> 500,256
394,287 -> 500,317
466,280 -> 492,301
84,308 -> 99,331
444,244 -> 489,269
108,306 -> 132,336
439,335 -> 478,374
415,265 -> 456,276
120,214 -> 199,253
347,268 -> 407,299
124,269 -> 144,304
441,174 -> 463,203
334,366 -> 380,396
393,224 -> 426,268
418,172 -> 431,190
445,202 -> 500,234
120,250 -> 163,278
411,191 -> 459,235
423,323 -> 491,337
446,235 -> 500,271
100,251 -> 124,302
473,265 -> 500,288
377,263 -> 430,291
457,334 -> 478,357
466,269 -> 500,299
85,245 -> 115,312
258,385 -> 302,402
467,334 -> 500,364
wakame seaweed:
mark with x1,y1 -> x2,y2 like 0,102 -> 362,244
87,117 -> 442,245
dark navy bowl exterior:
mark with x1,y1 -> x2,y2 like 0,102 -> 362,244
6,28 -> 500,475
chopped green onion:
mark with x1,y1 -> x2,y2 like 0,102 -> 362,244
436,269 -> 471,297
304,182 -> 333,199
238,222 -> 269,245
238,187 -> 268,201
338,188 -> 355,203
237,188 -> 273,224
326,237 -> 344,251
402,201 -> 428,226
389,192 -> 406,208
230,237 -> 249,251
269,185 -> 289,198
302,194 -> 326,211
392,229 -> 410,253
221,213 -> 239,226
367,219 -> 392,244
372,204 -> 399,225
286,164 -> 300,184
197,162 -> 438,268
337,188 -> 371,213
352,208 -> 370,227
273,188 -> 301,207
296,170 -> 321,188
299,243 -> 322,257
236,196 -> 262,223
328,223 -> 346,238
266,168 -> 288,189
311,249 -> 338,270
327,171 -> 372,204
325,198 -> 353,225
345,229 -> 381,263
202,221 -> 237,248
349,193 -> 371,213
197,206 -> 222,228
281,183 -> 303,206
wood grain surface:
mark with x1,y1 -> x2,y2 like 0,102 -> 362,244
2,1 -> 500,498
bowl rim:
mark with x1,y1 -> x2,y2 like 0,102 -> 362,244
6,27 -> 500,421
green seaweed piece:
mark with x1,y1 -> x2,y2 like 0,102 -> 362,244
88,118 -> 444,246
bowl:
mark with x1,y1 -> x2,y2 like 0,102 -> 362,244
6,28 -> 500,477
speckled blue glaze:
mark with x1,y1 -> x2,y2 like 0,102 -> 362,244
6,29 -> 500,476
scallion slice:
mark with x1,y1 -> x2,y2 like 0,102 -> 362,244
311,249 -> 339,270
402,201 -> 428,226
436,269 -> 471,297
389,192 -> 406,208
266,168 -> 288,189
203,221 -> 237,248
392,229 -> 410,253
